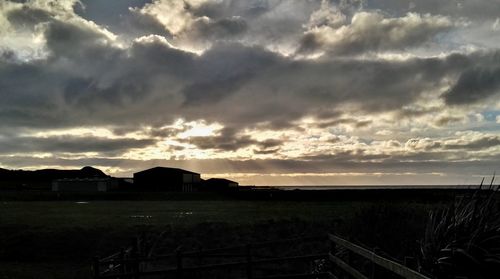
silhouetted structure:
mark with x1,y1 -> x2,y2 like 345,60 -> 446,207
203,178 -> 239,191
0,166 -> 108,190
133,167 -> 201,192
52,177 -> 119,192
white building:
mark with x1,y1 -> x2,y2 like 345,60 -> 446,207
52,178 -> 118,192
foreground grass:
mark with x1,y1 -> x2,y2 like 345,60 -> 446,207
0,199 -> 438,279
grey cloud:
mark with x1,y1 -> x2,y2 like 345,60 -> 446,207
434,116 -> 464,127
185,127 -> 284,152
316,118 -> 372,128
145,126 -> 185,138
182,43 -> 280,106
398,106 -> 440,118
443,66 -> 500,105
190,16 -> 248,41
186,127 -> 257,151
298,11 -> 454,55
253,148 -> 280,155
6,6 -> 53,30
0,35 -> 482,131
75,0 -> 171,40
43,19 -> 118,61
136,0 -> 320,50
0,135 -> 156,154
366,0 -> 500,22
257,139 -> 283,149
2,1 -> 489,133
444,136 -> 500,150
253,139 -> 283,155
406,135 -> 500,152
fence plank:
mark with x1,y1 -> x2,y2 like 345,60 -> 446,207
328,234 -> 430,279
99,235 -> 327,265
98,254 -> 328,279
253,272 -> 332,279
328,253 -> 368,279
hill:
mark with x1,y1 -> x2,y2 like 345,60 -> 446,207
0,166 -> 108,190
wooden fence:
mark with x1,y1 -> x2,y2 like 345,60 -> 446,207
92,234 -> 431,279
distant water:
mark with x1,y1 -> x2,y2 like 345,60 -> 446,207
270,185 -> 476,190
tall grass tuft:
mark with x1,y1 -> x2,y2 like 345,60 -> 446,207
420,177 -> 500,279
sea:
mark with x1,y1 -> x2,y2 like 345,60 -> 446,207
270,185 -> 480,190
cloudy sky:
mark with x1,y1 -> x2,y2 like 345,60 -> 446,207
1,0 -> 499,185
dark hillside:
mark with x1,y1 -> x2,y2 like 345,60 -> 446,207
0,166 -> 107,190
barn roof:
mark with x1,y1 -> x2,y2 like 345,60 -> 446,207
206,178 -> 238,184
134,167 -> 199,175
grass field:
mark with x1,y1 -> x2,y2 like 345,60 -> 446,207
0,200 -> 374,228
0,198 -> 440,279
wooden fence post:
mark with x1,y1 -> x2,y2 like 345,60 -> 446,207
328,236 -> 337,276
132,239 -> 140,279
92,256 -> 100,279
246,244 -> 253,279
120,248 -> 126,275
176,248 -> 183,279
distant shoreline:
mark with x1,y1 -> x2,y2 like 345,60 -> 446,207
253,185 -> 480,190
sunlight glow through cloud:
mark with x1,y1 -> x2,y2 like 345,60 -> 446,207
0,0 -> 499,184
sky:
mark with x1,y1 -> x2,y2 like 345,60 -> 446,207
0,0 -> 499,185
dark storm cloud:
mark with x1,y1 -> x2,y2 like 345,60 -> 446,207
186,127 -> 257,151
6,6 -> 53,29
185,127 -> 284,151
0,135 -> 155,154
3,1 -> 495,133
0,25 -> 490,132
443,66 -> 500,105
253,148 -> 280,155
433,116 -> 464,127
316,118 -> 372,128
182,43 -> 279,106
43,19 -> 121,62
257,139 -> 282,149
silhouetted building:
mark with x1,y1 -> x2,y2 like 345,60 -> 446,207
203,178 -> 239,191
133,167 -> 201,192
52,178 -> 119,192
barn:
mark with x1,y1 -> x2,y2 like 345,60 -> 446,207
201,178 -> 238,192
204,178 -> 239,191
133,167 -> 201,192
52,178 -> 119,192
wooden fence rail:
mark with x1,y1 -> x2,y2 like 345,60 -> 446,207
327,234 -> 431,279
92,234 -> 431,279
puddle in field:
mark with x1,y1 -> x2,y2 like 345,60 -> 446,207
175,211 -> 194,218
75,201 -> 89,204
130,215 -> 153,219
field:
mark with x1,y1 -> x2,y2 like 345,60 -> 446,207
0,196 -> 444,279
0,199 -> 381,228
